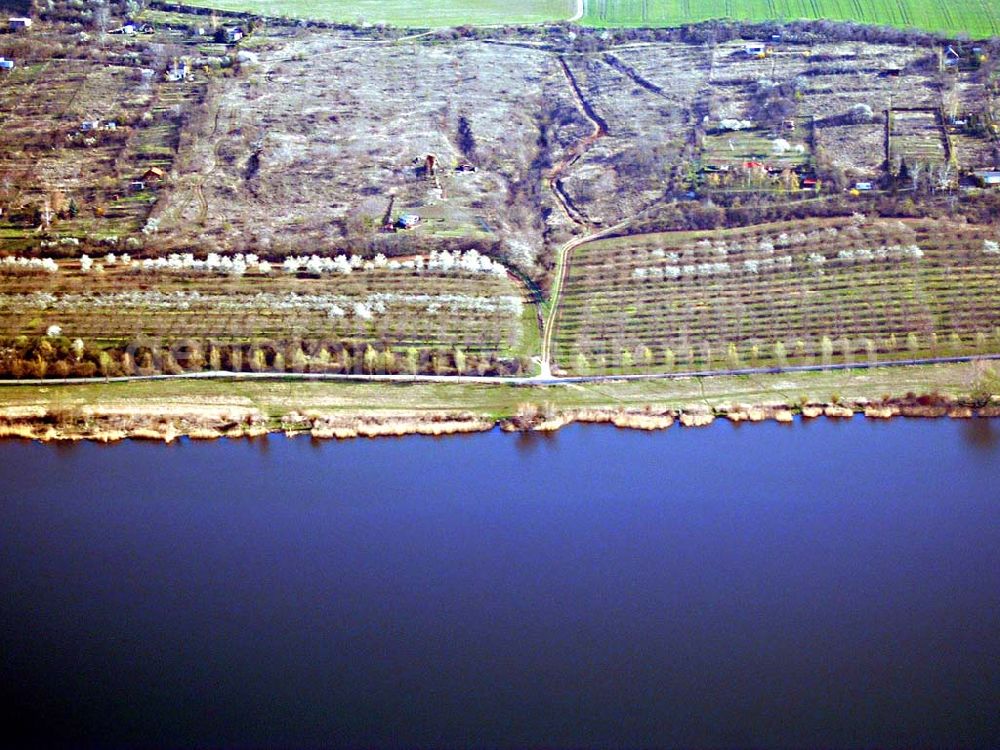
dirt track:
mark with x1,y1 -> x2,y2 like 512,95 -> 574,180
3,355 -> 997,389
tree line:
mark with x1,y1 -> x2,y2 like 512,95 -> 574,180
0,336 -> 533,379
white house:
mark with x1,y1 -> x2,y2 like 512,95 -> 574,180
165,60 -> 190,82
81,119 -> 117,131
8,17 -> 33,30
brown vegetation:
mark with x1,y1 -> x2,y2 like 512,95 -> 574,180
2,388 -> 996,442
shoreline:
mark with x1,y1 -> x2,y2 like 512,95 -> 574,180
1,362 -> 995,443
2,398 -> 997,444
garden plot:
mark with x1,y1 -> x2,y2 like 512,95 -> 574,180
0,59 -> 172,249
809,41 -> 927,71
134,9 -> 238,53
709,42 -> 811,85
125,79 -> 206,174
890,110 -> 947,168
694,41 -> 934,180
697,87 -> 812,182
0,59 -> 142,125
946,80 -> 999,171
952,133 -> 998,172
797,70 -> 936,117
0,61 -> 137,189
813,122 -> 886,178
552,218 -> 1000,375
795,43 -> 937,114
797,73 -> 888,116
955,80 -> 990,112
157,34 -> 574,276
701,126 -> 810,171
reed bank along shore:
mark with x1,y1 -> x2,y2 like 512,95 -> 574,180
0,362 -> 997,442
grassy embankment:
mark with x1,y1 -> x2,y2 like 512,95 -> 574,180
0,362 -> 992,422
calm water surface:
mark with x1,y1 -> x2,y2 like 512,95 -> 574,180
1,418 -> 998,749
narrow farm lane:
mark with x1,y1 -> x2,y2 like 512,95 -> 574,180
540,221 -> 629,373
1,355 -> 997,389
540,54 -> 610,372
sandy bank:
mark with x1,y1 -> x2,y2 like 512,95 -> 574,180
1,394 -> 996,443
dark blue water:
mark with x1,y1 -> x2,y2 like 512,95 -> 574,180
1,419 -> 998,749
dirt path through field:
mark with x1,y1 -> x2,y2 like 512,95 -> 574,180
0,61 -> 51,127
2,354 -> 997,389
540,55 -> 611,375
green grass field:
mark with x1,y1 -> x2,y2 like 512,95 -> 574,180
179,0 -> 998,35
182,0 -> 576,26
584,0 -> 999,38
0,363 -> 991,419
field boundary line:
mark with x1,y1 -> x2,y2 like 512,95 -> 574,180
1,354 -> 998,389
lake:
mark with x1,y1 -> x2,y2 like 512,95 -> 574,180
1,419 -> 998,749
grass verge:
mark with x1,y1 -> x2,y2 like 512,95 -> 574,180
0,362 -> 992,421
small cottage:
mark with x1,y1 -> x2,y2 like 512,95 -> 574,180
165,61 -> 189,82
8,17 -> 33,31
143,167 -> 165,183
395,214 -> 420,230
